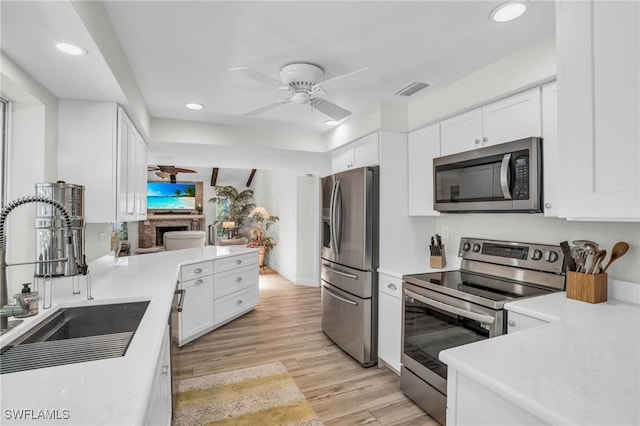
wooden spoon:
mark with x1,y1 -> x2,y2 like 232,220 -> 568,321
588,249 -> 607,274
601,242 -> 630,273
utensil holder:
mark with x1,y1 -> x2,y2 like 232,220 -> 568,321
566,271 -> 607,304
430,247 -> 446,269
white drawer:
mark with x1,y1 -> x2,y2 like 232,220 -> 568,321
214,253 -> 258,273
379,273 -> 402,299
506,311 -> 549,334
178,273 -> 213,290
181,260 -> 213,282
214,265 -> 259,299
214,285 -> 259,324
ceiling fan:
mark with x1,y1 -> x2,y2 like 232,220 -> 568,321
231,63 -> 378,122
148,165 -> 197,183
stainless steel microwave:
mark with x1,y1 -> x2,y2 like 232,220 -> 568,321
433,137 -> 542,213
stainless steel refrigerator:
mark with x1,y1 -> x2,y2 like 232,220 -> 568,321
321,166 -> 378,367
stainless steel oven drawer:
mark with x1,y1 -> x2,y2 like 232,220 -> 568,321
401,365 -> 446,425
321,282 -> 375,366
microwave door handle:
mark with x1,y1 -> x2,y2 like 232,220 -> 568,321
500,153 -> 512,200
405,289 -> 496,325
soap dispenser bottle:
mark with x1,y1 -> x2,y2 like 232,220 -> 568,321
14,283 -> 38,317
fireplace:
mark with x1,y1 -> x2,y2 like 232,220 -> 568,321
156,226 -> 189,247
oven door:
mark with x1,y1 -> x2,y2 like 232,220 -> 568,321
401,282 -> 503,395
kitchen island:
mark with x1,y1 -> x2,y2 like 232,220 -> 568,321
0,246 -> 258,425
441,285 -> 640,425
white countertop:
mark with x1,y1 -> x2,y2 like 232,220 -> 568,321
0,246 -> 257,425
440,288 -> 640,425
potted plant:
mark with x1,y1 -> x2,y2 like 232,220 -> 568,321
246,206 -> 279,268
209,186 -> 255,238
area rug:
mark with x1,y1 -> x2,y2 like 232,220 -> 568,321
173,362 -> 323,426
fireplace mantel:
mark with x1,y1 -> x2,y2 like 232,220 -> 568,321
147,214 -> 205,220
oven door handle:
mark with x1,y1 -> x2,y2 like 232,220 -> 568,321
405,289 -> 495,325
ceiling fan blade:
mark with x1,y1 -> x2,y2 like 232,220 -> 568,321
230,67 -> 289,90
171,167 -> 197,174
311,98 -> 352,121
315,68 -> 379,93
148,165 -> 160,171
245,99 -> 291,116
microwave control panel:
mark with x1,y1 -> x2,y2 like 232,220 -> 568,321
513,155 -> 529,200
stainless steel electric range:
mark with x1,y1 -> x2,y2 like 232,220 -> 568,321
401,237 -> 566,425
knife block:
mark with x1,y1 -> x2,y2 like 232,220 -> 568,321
566,271 -> 608,303
429,247 -> 446,269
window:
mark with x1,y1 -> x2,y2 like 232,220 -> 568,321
0,98 -> 8,207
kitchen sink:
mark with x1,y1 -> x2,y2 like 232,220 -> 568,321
0,301 -> 149,374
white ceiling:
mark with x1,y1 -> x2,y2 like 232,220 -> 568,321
1,0 -> 555,136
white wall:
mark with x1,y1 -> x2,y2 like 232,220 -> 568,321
1,54 -> 59,297
295,175 -> 320,286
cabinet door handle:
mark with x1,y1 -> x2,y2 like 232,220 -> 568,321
387,283 -> 397,291
161,365 -> 169,376
194,268 -> 203,274
236,277 -> 243,283
236,299 -> 243,306
508,320 -> 516,327
482,137 -> 488,142
195,278 -> 203,285
236,259 -> 242,265
474,139 -> 481,144
545,203 -> 552,209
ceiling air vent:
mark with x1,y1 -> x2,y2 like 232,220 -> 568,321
395,81 -> 430,97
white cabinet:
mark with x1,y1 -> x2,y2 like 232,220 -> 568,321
556,0 -> 639,220
407,123 -> 440,216
178,261 -> 214,345
145,324 -> 171,426
377,273 -> 402,374
331,132 -> 379,173
58,101 -> 148,223
177,252 -> 259,346
506,311 -> 549,334
440,88 -> 541,156
541,82 -> 559,217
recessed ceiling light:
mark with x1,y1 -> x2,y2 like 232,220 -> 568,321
324,120 -> 340,126
490,0 -> 529,22
55,42 -> 87,56
185,103 -> 203,110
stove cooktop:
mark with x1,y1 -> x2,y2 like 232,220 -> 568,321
403,270 -> 555,310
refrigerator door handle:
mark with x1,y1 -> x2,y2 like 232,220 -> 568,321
334,181 -> 342,255
329,181 -> 337,256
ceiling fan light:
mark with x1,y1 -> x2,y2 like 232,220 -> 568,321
324,120 -> 340,126
490,0 -> 529,22
55,42 -> 87,56
185,103 -> 203,110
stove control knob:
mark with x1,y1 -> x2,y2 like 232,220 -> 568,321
543,251 -> 559,263
472,243 -> 481,252
462,242 -> 471,252
532,249 -> 543,261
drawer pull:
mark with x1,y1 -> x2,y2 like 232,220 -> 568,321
508,320 -> 516,327
195,278 -> 203,285
387,283 -> 397,291
236,277 -> 243,283
235,259 -> 242,265
236,299 -> 243,306
194,268 -> 203,274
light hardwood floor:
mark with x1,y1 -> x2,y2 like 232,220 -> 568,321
174,268 -> 436,426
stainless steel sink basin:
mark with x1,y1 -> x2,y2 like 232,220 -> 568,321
1,301 -> 149,374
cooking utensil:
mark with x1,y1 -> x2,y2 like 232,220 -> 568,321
601,242 -> 629,273
588,249 -> 607,274
571,246 -> 588,273
572,240 -> 599,252
560,241 -> 577,272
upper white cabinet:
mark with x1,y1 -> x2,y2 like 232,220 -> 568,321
331,132 -> 379,173
541,82 -> 559,217
556,0 -> 639,220
58,101 -> 147,223
407,123 -> 440,216
440,88 -> 542,156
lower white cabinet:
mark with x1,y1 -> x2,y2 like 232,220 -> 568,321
177,252 -> 259,346
145,324 -> 171,426
506,311 -> 549,334
378,273 -> 403,373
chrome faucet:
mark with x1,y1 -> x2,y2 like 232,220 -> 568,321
1,196 -> 79,333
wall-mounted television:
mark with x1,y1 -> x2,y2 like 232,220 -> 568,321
147,182 -> 196,211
